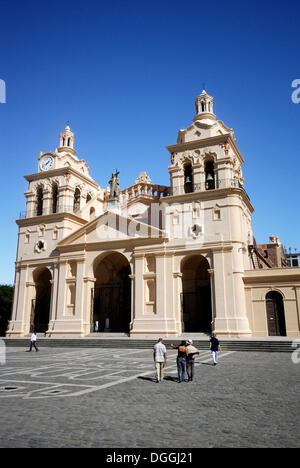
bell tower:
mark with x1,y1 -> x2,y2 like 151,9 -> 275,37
165,90 -> 254,337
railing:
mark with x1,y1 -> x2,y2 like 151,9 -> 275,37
119,182 -> 171,204
171,179 -> 251,200
18,205 -> 80,219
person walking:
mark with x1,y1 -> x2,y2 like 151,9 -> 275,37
210,333 -> 221,365
186,339 -> 200,382
153,338 -> 167,383
171,340 -> 188,383
28,332 -> 39,352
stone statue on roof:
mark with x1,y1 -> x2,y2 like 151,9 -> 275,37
108,169 -> 120,199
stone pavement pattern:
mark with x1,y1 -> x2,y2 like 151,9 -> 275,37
0,346 -> 299,448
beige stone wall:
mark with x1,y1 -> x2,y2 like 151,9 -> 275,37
244,268 -> 300,337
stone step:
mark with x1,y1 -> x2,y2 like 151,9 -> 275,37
3,338 -> 296,352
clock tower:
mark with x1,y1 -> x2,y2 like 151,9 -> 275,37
9,126 -> 104,336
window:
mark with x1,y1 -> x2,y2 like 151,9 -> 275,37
73,187 -> 81,212
52,184 -> 58,213
184,164 -> 193,193
205,161 -> 215,190
36,187 -> 43,216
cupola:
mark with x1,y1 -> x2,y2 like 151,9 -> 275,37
58,125 -> 76,154
194,90 -> 216,122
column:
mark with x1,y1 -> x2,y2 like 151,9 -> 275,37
294,287 -> 300,335
207,269 -> 215,332
7,265 -> 28,336
130,254 -> 144,334
230,246 -> 252,336
56,261 -> 67,319
83,277 -> 96,335
42,188 -> 52,215
25,191 -> 36,218
155,254 -> 166,319
25,282 -> 36,335
48,263 -> 59,333
74,259 -> 85,320
129,274 -> 135,332
212,249 -> 229,335
173,272 -> 183,335
192,162 -> 204,191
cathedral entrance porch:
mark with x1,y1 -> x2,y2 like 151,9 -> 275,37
31,268 -> 52,334
92,253 -> 131,334
181,255 -> 212,334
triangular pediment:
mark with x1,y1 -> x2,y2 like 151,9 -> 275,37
57,211 -> 167,247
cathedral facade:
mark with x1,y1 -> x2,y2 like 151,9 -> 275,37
8,91 -> 300,338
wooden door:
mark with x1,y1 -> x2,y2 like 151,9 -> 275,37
266,292 -> 286,336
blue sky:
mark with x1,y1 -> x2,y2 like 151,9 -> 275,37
0,0 -> 299,284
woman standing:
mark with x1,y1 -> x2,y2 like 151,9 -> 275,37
171,341 -> 189,382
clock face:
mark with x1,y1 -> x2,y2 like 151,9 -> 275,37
40,155 -> 54,171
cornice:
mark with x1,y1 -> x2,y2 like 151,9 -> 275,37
166,134 -> 244,164
160,187 -> 254,213
243,268 -> 300,284
16,212 -> 88,227
57,236 -> 167,253
24,166 -> 100,190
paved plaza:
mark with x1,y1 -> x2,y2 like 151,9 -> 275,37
0,346 -> 299,448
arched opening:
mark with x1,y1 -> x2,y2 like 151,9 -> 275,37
86,193 -> 92,203
184,163 -> 193,193
52,184 -> 58,213
31,268 -> 52,333
92,253 -> 131,333
73,187 -> 81,212
181,255 -> 212,333
205,160 -> 215,190
36,187 -> 43,216
266,291 -> 286,336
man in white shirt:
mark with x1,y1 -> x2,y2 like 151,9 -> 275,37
153,338 -> 167,383
28,332 -> 39,352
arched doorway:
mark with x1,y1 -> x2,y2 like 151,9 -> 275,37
92,253 -> 131,333
266,291 -> 286,336
181,255 -> 212,333
31,268 -> 52,333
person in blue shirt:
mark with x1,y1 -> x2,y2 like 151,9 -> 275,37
210,333 -> 221,365
171,340 -> 189,382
